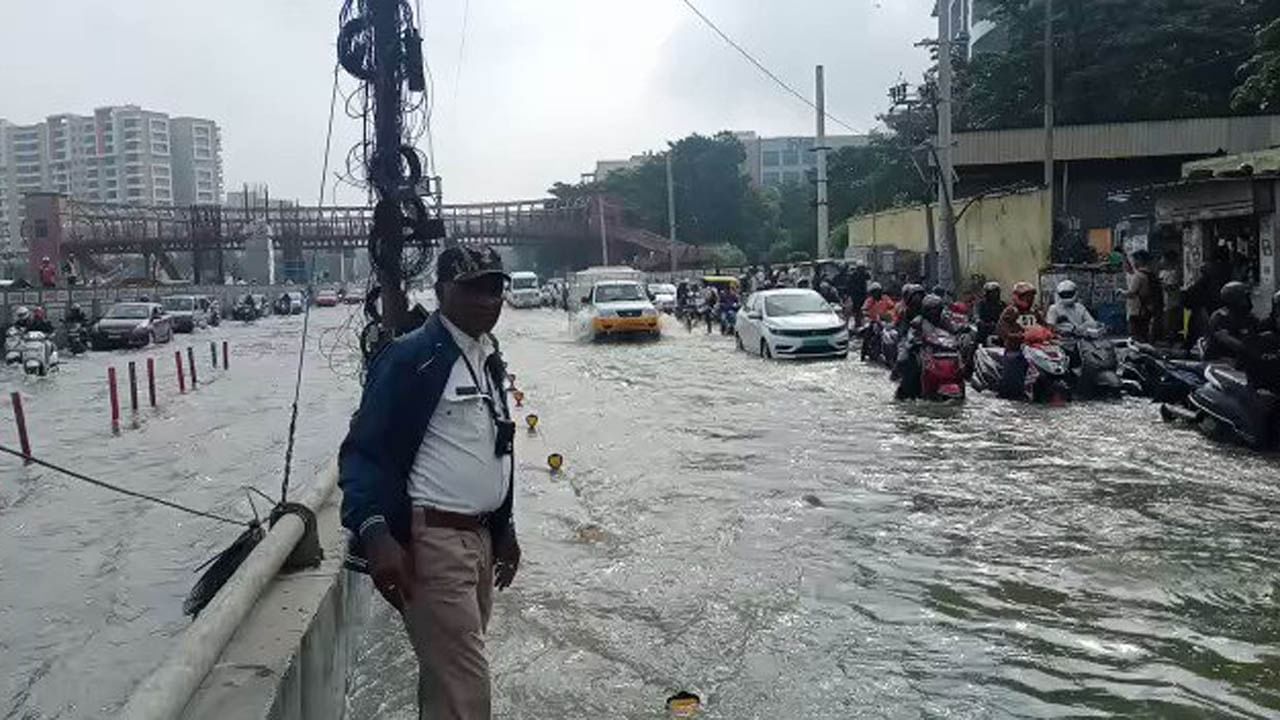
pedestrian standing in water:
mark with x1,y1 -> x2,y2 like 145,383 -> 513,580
1124,250 -> 1157,342
1158,250 -> 1183,343
340,245 -> 521,719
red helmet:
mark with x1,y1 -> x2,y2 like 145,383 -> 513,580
1012,281 -> 1036,310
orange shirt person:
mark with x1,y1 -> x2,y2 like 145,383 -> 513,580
861,282 -> 896,323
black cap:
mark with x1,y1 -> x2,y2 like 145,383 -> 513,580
436,245 -> 508,284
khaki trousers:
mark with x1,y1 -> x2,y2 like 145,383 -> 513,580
402,509 -> 494,720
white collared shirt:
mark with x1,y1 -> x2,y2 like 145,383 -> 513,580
406,315 -> 512,515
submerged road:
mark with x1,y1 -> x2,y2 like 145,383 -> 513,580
346,309 -> 1280,719
2,304 -> 1278,718
0,306 -> 367,718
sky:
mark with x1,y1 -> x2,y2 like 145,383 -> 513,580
0,0 -> 935,204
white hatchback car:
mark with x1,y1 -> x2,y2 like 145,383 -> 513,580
735,288 -> 850,360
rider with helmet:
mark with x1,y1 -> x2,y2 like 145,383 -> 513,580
1045,279 -> 1096,329
894,283 -> 927,335
65,303 -> 89,326
996,282 -> 1046,399
11,306 -> 32,332
897,294 -> 951,399
861,282 -> 896,323
28,307 -> 54,334
1204,281 -> 1260,365
973,281 -> 1004,342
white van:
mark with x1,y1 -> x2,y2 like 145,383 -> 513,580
506,271 -> 542,308
569,267 -> 659,339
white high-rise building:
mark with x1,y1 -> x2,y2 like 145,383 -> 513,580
0,105 -> 223,249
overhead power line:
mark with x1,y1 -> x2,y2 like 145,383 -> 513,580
677,0 -> 860,134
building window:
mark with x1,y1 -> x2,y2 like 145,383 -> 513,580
763,151 -> 780,167
763,172 -> 780,186
781,150 -> 800,166
783,171 -> 802,184
34,219 -> 48,238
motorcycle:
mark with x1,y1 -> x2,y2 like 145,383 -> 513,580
970,326 -> 1072,403
1119,341 -> 1206,403
65,322 -> 89,355
878,323 -> 900,370
898,324 -> 965,402
232,303 -> 258,322
1162,364 -> 1279,450
858,319 -> 883,363
5,326 -> 23,365
21,331 -> 59,376
1056,322 -> 1123,399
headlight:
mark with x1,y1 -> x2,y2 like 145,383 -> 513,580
596,309 -> 616,318
134,323 -> 150,333
642,307 -> 657,317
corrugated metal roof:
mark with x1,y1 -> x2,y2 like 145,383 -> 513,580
952,115 -> 1280,166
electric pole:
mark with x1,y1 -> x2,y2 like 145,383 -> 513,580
598,195 -> 609,265
666,151 -> 678,273
815,65 -> 830,260
936,0 -> 959,291
1043,0 -> 1056,238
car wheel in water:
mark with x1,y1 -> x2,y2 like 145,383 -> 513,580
760,340 -> 771,359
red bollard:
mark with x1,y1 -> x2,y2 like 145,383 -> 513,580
127,361 -> 139,412
222,341 -> 229,370
175,351 -> 186,393
187,346 -> 198,387
146,357 -> 157,407
107,367 -> 120,433
10,392 -> 31,464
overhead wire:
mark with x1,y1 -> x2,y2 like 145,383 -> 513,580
676,0 -> 861,133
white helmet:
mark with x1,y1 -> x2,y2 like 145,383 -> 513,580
14,306 -> 30,322
1055,279 -> 1078,307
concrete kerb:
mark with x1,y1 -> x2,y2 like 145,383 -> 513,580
119,464 -> 340,720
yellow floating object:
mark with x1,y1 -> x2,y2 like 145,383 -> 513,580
666,692 -> 701,717
547,453 -> 564,471
525,414 -> 539,430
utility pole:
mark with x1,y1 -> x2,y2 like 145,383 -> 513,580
815,65 -> 830,260
936,0 -> 959,291
598,195 -> 609,265
369,0 -> 408,330
666,151 -> 678,273
1043,0 -> 1056,238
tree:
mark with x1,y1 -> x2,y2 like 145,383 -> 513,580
1234,17 -> 1280,112
961,0 -> 1280,129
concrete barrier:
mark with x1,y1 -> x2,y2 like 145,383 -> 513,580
179,486 -> 368,720
119,465 -> 369,720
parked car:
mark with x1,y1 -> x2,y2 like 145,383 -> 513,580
340,286 -> 364,305
315,289 -> 340,307
91,302 -> 174,350
162,295 -> 209,333
735,288 -> 849,360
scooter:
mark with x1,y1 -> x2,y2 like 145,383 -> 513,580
1162,364 -> 1279,450
5,327 -> 23,365
859,319 -> 883,363
970,326 -> 1072,403
21,331 -> 59,376
898,324 -> 965,402
1056,322 -> 1123,399
1119,341 -> 1206,403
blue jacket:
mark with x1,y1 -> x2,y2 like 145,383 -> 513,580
338,313 -> 514,571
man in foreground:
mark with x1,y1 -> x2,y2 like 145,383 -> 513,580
340,245 -> 521,719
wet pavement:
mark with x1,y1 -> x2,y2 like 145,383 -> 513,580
347,309 -> 1280,719
4,305 -> 1279,719
0,306 -> 367,718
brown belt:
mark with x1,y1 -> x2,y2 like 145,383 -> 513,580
416,506 -> 490,531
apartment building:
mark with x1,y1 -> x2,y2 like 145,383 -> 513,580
0,106 -> 223,247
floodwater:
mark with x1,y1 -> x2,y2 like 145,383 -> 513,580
0,305 -> 367,718
346,309 -> 1280,719
3,305 -> 1278,719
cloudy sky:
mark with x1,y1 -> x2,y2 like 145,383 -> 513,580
1,0 -> 934,204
